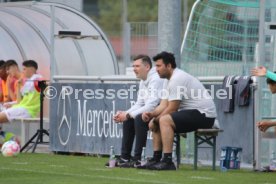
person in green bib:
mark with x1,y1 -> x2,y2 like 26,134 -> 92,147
251,66 -> 276,81
0,60 -> 42,123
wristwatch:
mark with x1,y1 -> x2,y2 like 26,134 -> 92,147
126,113 -> 133,120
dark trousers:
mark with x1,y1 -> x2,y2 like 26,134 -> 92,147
171,109 -> 215,133
121,114 -> 149,160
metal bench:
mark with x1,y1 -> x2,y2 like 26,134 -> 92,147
194,129 -> 223,170
175,128 -> 223,170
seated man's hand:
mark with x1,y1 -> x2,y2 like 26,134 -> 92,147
113,111 -> 122,122
142,112 -> 152,122
113,111 -> 127,123
3,101 -> 16,109
3,103 -> 11,109
257,121 -> 273,132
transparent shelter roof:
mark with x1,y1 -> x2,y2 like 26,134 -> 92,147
0,1 -> 119,79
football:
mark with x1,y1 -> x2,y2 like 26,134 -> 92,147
0,131 -> 21,149
1,140 -> 20,157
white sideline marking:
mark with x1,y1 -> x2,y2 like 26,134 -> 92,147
191,176 -> 214,180
89,168 -> 112,171
49,164 -> 66,168
137,171 -> 156,176
0,167 -> 178,184
12,162 -> 28,165
37,161 -> 49,165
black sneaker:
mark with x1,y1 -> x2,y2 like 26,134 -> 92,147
105,157 -> 129,167
148,160 -> 176,171
136,158 -> 159,169
133,160 -> 142,168
119,159 -> 137,168
259,166 -> 274,172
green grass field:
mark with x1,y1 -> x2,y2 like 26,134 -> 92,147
0,153 -> 276,184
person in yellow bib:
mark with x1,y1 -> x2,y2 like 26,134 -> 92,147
0,60 -> 42,123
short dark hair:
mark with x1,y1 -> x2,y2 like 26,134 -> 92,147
0,60 -> 5,69
5,59 -> 18,69
267,71 -> 276,84
23,60 -> 38,70
133,54 -> 152,68
153,51 -> 176,68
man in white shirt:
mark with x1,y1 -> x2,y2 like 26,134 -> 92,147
141,51 -> 217,170
110,55 -> 164,168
